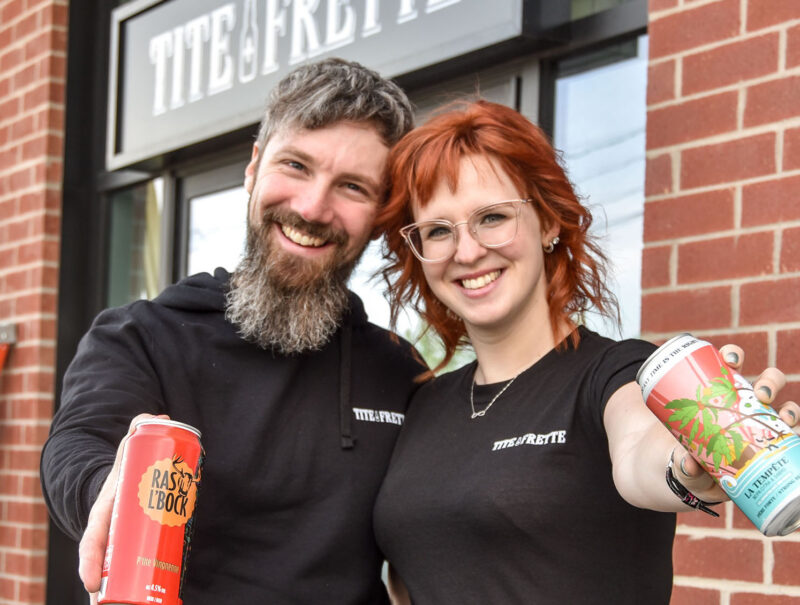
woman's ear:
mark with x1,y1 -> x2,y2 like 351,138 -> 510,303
542,223 -> 560,247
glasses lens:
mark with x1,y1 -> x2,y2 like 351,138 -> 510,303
408,222 -> 454,262
471,202 -> 519,247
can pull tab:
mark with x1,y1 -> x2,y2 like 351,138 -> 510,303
0,324 -> 15,374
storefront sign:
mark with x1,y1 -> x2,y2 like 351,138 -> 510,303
107,0 -> 524,169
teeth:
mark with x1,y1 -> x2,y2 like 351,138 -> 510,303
281,224 -> 327,247
461,270 -> 501,290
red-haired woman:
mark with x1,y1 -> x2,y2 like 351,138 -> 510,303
372,100 -> 794,604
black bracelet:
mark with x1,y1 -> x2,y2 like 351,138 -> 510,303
666,454 -> 720,518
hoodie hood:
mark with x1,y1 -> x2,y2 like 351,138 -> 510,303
153,267 -> 369,327
154,267 -> 369,450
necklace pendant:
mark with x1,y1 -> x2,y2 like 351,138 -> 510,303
471,410 -> 486,419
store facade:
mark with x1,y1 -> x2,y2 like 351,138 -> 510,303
0,0 -> 798,603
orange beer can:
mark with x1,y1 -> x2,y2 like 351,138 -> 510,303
98,419 -> 204,605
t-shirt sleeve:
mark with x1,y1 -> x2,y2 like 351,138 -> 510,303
591,338 -> 658,429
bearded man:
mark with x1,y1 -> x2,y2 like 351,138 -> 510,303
40,58 -> 424,604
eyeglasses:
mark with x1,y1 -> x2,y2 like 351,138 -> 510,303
399,199 -> 531,263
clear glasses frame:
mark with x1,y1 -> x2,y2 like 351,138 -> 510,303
399,198 -> 532,263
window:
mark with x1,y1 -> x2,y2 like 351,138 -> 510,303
552,34 -> 649,338
106,178 -> 167,306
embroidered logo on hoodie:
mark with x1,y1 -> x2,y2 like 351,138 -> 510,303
353,408 -> 404,426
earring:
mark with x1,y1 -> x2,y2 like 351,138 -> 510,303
543,236 -> 560,254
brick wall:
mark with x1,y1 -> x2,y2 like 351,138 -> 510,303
0,0 -> 67,603
644,0 -> 800,602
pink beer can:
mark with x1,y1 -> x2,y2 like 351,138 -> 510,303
637,333 -> 800,536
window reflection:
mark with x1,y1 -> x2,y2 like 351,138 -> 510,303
553,35 -> 648,338
107,178 -> 165,306
187,186 -> 248,276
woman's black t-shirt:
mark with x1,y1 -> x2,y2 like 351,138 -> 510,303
374,327 -> 675,604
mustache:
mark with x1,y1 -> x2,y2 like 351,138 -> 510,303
261,206 -> 348,246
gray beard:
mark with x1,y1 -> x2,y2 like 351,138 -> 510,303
225,217 -> 360,354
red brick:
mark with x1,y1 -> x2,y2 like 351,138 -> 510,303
0,525 -> 17,548
731,595 -> 800,605
784,127 -> 800,171
784,381 -> 800,406
0,578 -> 14,600
673,534 -> 763,581
683,34 -> 779,96
22,81 -> 49,110
773,539 -> 800,585
745,76 -> 800,128
740,276 -> 800,325
23,30 -> 52,61
0,0 -> 24,23
7,449 -> 41,472
742,175 -> 800,226
649,0 -> 739,59
676,506 -> 726,529
648,92 -> 737,149
670,585 -> 720,605
644,189 -> 734,241
19,527 -> 47,550
5,500 -> 48,524
783,227 -> 800,273
649,0 -> 678,12
0,96 -> 20,121
0,46 -> 23,72
746,0 -> 800,31
648,59 -> 676,104
677,232 -> 774,284
701,331 -> 770,379
646,154 -> 673,196
40,2 -> 68,28
777,329 -> 800,374
21,135 -> 47,160
789,25 -> 800,69
680,133 -> 776,190
5,551 -> 45,576
12,11 -> 38,39
18,579 -> 46,603
642,245 -> 671,288
24,369 -> 55,394
10,114 -> 35,140
642,286 -> 731,333
11,62 -> 38,92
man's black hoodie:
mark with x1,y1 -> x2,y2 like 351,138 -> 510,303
41,268 -> 423,603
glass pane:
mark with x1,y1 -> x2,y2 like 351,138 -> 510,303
187,186 -> 248,275
107,178 -> 165,306
553,34 -> 649,338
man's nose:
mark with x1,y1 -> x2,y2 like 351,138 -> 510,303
293,183 -> 335,224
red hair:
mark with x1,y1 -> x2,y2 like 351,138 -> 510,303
376,100 -> 619,375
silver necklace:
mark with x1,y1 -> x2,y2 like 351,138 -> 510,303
470,373 -> 519,419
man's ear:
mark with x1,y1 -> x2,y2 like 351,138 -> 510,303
244,144 -> 259,194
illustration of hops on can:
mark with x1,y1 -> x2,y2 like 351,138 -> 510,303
98,419 -> 204,605
637,333 -> 800,536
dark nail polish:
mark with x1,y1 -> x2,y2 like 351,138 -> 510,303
759,385 -> 773,400
724,352 -> 739,365
787,409 -> 797,422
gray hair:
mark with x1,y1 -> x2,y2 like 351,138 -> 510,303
255,58 -> 414,152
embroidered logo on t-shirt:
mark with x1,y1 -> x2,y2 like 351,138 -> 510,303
492,430 -> 567,451
353,407 -> 405,426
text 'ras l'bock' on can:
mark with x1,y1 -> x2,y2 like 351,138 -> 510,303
637,333 -> 800,537
98,419 -> 204,605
